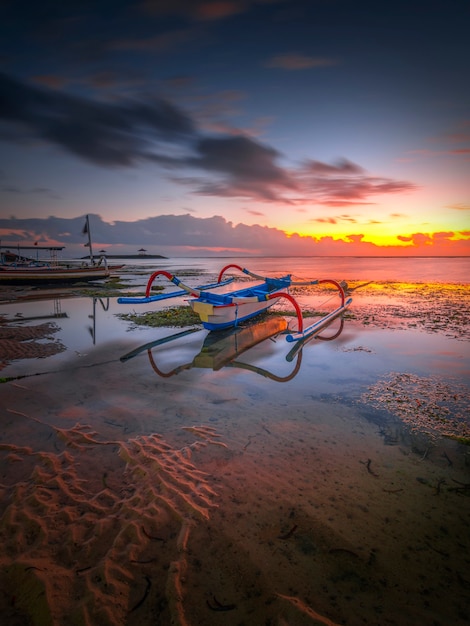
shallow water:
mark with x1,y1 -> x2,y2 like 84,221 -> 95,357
114,255 -> 470,284
0,260 -> 469,625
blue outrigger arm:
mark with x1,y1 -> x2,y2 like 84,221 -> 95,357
117,264 -> 321,307
117,276 -> 234,304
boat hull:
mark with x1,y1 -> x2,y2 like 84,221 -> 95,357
190,295 -> 282,330
0,266 -> 118,285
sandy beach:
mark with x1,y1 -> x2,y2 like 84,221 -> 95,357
0,275 -> 469,625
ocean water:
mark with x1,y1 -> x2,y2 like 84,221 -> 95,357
115,255 -> 470,284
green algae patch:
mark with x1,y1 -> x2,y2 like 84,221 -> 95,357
118,306 -> 201,328
446,435 -> 470,446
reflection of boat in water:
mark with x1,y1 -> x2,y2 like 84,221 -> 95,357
118,263 -> 352,342
192,317 -> 286,370
120,313 -> 347,382
87,297 -> 110,344
5,298 -> 69,321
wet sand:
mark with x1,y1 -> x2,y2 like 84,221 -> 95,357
0,281 -> 469,625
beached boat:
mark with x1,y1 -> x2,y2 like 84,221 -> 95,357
118,263 -> 352,342
0,253 -> 115,285
0,216 -> 122,285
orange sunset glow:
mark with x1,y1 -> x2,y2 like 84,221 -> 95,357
0,0 -> 468,257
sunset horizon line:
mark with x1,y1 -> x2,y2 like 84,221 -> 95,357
1,212 -> 469,258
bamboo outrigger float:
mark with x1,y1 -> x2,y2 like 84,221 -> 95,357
118,264 -> 352,343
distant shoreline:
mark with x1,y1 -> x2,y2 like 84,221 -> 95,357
81,254 -> 167,259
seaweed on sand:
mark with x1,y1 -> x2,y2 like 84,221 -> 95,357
117,306 -> 201,328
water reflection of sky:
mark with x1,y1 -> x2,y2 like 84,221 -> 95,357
2,295 -> 468,391
117,256 -> 470,284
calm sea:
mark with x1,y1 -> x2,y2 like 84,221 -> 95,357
115,256 -> 470,284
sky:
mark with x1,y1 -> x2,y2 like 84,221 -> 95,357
0,0 -> 469,257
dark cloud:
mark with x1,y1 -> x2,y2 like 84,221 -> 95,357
0,183 -> 58,198
265,53 -> 338,70
190,178 -> 292,202
0,74 -> 417,206
190,136 -> 290,183
304,158 -> 365,176
31,75 -> 68,89
138,0 -> 280,21
0,73 -> 195,166
178,135 -> 298,201
30,187 -> 55,194
109,29 -> 193,53
298,158 -> 417,206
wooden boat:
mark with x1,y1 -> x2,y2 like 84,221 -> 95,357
0,256 -> 115,284
0,216 -> 122,285
118,263 -> 352,342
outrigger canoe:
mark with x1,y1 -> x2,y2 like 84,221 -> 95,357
117,264 -> 352,342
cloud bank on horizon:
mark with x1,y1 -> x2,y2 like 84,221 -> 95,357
0,213 -> 468,257
0,0 -> 469,256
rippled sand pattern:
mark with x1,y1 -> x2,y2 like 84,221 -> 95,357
0,397 -> 225,625
0,321 -> 66,370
